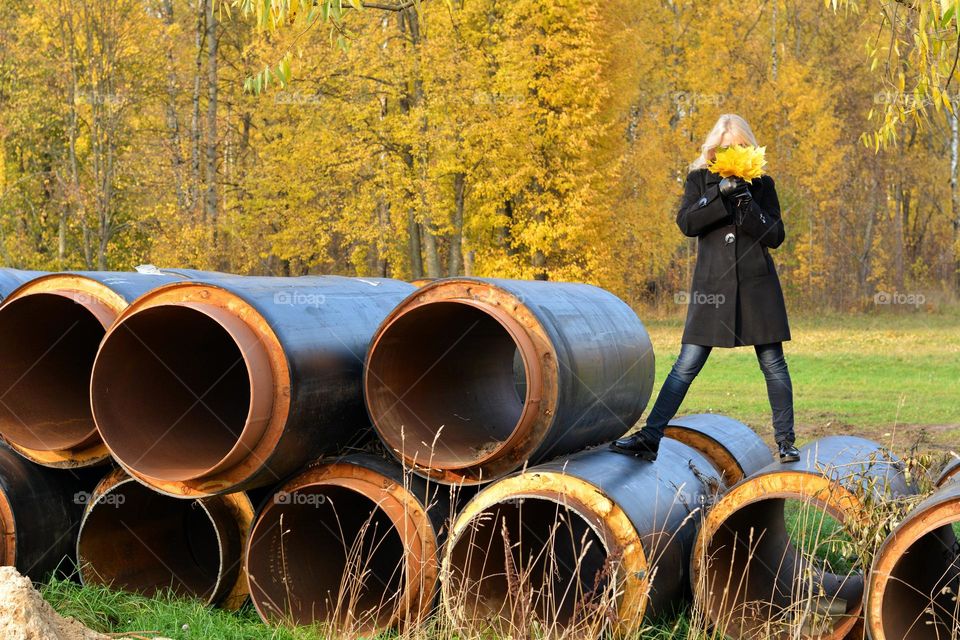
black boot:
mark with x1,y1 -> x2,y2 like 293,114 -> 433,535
778,441 -> 800,463
609,430 -> 660,461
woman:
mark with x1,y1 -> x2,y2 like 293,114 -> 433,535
611,114 -> 800,463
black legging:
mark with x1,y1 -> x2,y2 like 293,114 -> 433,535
642,342 -> 795,445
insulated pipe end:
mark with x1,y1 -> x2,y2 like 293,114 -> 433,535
91,282 -> 288,497
866,482 -> 960,640
364,279 -> 558,485
245,458 -> 439,633
693,470 -> 868,640
0,275 -> 128,467
442,471 -> 649,637
76,468 -> 253,608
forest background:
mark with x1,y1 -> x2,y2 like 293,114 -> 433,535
0,0 -> 957,313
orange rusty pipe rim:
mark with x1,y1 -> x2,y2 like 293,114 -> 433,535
245,459 -> 439,631
442,472 -> 649,636
91,282 -> 289,498
0,488 -> 15,567
364,279 -> 557,485
692,471 -> 867,640
0,275 -> 124,467
865,483 -> 960,640
77,467 -> 253,609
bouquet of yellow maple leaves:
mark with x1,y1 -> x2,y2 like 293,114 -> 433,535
707,144 -> 766,181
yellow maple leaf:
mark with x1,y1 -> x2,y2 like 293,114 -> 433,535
707,144 -> 767,181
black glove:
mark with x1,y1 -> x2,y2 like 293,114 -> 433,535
719,176 -> 752,209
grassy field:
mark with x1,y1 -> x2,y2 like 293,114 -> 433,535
39,311 -> 960,639
642,310 -> 960,452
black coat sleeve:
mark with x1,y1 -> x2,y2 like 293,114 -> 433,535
675,171 -> 731,237
737,175 -> 784,249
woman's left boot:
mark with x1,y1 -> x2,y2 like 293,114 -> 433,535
609,430 -> 661,461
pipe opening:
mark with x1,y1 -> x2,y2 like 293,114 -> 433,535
93,306 -> 253,481
367,301 -> 530,469
247,485 -> 407,628
447,497 -> 612,633
702,497 -> 862,638
0,294 -> 105,451
78,481 -> 228,600
881,525 -> 960,639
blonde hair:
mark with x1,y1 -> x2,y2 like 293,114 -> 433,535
688,114 -> 759,171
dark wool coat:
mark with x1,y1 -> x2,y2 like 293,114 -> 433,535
677,167 -> 791,347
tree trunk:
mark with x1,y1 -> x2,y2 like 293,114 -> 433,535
448,171 -> 465,276
952,105 -> 959,291
190,0 -> 205,214
160,0 -> 188,211
203,0 -> 219,228
407,210 -> 423,279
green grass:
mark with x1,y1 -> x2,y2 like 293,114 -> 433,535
39,577 -> 692,640
41,579 -> 316,640
642,311 -> 960,450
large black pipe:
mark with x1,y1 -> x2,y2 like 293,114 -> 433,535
246,453 -> 451,634
91,276 -> 416,497
0,271 -> 218,467
365,277 -> 655,484
866,478 -> 960,640
77,468 -> 253,608
0,269 -> 46,302
0,443 -> 92,579
693,436 -> 915,640
444,440 -> 718,636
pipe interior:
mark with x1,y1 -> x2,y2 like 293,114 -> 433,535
93,306 -> 251,481
447,497 -> 610,631
247,485 -> 406,628
881,523 -> 960,640
366,301 -> 528,468
702,497 -> 862,638
0,293 -> 105,451
78,482 -> 224,600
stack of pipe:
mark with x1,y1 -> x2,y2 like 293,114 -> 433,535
0,269 -> 425,616
0,267 -> 955,640
241,276 -> 658,632
441,414 -> 773,636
